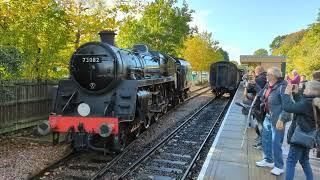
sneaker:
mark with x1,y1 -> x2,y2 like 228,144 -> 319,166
256,159 -> 274,168
270,167 -> 284,176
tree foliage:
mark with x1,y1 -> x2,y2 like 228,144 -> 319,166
217,48 -> 229,61
253,48 -> 268,56
116,0 -> 193,56
270,16 -> 319,77
181,32 -> 223,71
269,35 -> 287,53
271,30 -> 305,56
0,0 -> 229,80
230,60 -> 238,66
0,0 -> 70,79
0,46 -> 23,79
0,0 -> 141,80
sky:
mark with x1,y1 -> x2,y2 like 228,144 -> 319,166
186,0 -> 320,62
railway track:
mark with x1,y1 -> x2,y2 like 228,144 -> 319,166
28,86 -> 211,180
93,96 -> 230,180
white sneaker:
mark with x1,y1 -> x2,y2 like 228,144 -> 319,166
256,159 -> 274,168
270,167 -> 284,176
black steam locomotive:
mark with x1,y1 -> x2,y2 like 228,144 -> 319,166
38,31 -> 192,152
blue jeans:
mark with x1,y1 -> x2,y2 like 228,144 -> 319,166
261,115 -> 285,168
286,145 -> 313,180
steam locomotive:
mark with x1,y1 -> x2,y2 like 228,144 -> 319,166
38,31 -> 192,152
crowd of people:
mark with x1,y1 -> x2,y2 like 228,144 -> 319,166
241,67 -> 320,180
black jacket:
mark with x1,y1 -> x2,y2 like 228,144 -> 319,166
281,94 -> 316,144
255,72 -> 267,93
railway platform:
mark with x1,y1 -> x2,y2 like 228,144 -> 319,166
197,84 -> 320,180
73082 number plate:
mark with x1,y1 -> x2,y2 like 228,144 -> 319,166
82,57 -> 100,63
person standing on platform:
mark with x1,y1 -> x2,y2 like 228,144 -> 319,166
312,70 -> 320,158
254,66 -> 267,92
277,80 -> 320,180
292,75 -> 308,102
313,70 -> 320,82
299,75 -> 308,93
256,67 -> 289,176
286,70 -> 301,85
252,66 -> 267,149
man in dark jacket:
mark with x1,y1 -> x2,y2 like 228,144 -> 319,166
277,80 -> 320,180
249,66 -> 267,149
254,66 -> 267,93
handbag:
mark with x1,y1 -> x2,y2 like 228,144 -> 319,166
290,125 -> 316,148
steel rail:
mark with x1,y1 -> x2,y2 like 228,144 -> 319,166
180,98 -> 231,179
115,97 -> 219,179
91,86 -> 211,180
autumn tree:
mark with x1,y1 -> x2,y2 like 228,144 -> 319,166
269,35 -> 287,53
271,30 -> 305,56
58,0 -> 123,50
116,0 -> 193,56
253,48 -> 268,56
270,11 -> 320,77
181,32 -> 223,73
284,24 -> 320,76
0,0 -> 142,79
0,0 -> 70,80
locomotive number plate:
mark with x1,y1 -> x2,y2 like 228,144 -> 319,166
82,57 -> 100,63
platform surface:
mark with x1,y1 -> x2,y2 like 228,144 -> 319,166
198,84 -> 320,180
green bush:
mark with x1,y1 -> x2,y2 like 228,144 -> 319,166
0,46 -> 23,79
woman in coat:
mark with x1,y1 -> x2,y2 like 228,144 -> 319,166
276,80 -> 320,180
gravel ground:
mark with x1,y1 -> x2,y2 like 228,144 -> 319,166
189,84 -> 207,92
0,138 -> 70,180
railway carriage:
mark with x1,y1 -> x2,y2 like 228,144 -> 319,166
209,61 -> 240,96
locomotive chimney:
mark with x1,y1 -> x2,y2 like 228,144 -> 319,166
99,30 -> 116,45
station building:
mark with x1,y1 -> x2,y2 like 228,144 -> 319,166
240,55 -> 286,75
